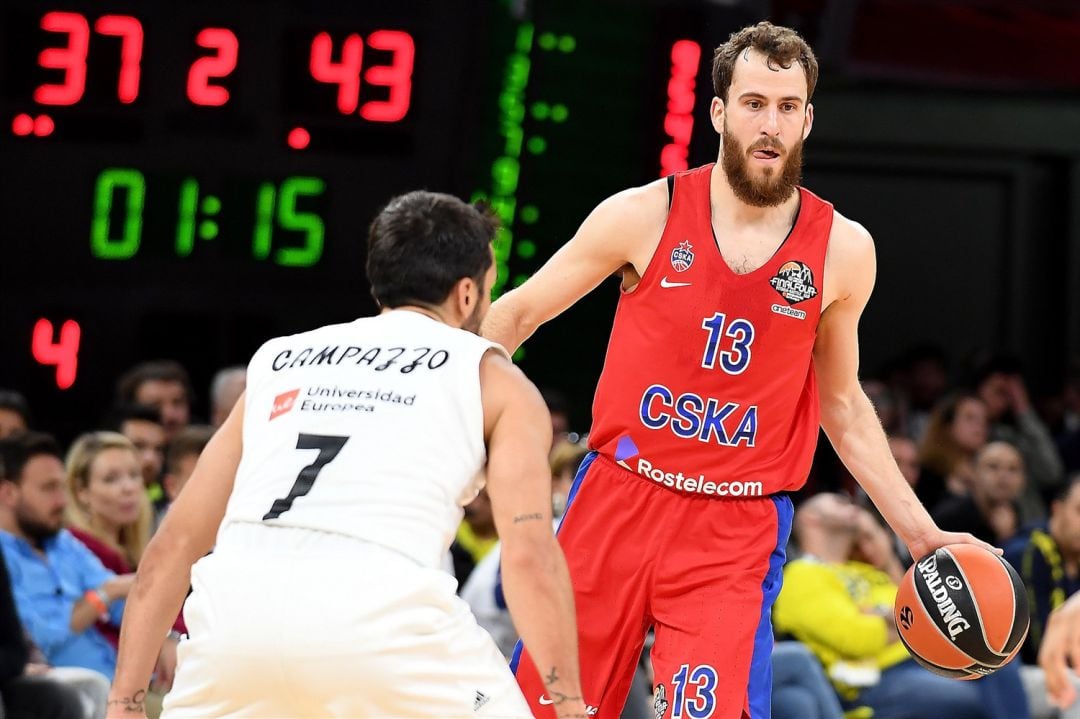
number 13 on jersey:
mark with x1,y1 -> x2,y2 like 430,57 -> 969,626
700,312 -> 754,374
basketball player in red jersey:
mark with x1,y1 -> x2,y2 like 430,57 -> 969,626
482,21 -> 999,719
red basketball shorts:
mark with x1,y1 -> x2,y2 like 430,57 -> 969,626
511,452 -> 794,719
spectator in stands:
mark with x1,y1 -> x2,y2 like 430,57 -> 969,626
115,360 -> 192,441
775,493 -> 1029,719
892,344 -> 950,443
974,354 -> 1064,521
1006,473 -> 1080,665
917,392 -> 989,511
161,425 -> 215,513
64,432 -> 152,651
0,432 -> 132,680
107,404 -> 167,514
770,640 -> 844,719
451,488 -> 498,584
1056,362 -> 1080,475
0,538 -> 92,719
549,438 -> 587,521
209,366 -> 245,428
540,387 -> 571,450
0,392 -> 29,440
933,441 -> 1025,546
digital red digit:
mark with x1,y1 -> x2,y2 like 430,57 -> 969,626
94,15 -> 144,103
187,28 -> 239,106
34,11 -> 90,105
360,30 -> 415,122
310,32 -> 363,114
31,318 -> 81,390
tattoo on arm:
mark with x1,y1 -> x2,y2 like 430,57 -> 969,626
513,512 -> 544,524
545,666 -> 560,685
107,690 -> 147,711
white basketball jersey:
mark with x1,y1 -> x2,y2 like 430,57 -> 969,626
220,310 -> 504,567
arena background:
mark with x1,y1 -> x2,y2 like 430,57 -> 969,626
1,0 -> 1077,441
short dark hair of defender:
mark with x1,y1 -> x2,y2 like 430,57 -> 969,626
116,360 -> 193,406
366,191 -> 498,309
0,432 -> 63,485
712,21 -> 819,103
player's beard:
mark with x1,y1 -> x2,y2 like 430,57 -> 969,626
721,122 -> 803,208
462,301 -> 485,335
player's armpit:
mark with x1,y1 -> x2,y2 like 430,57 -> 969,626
481,181 -> 668,353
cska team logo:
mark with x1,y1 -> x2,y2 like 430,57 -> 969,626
670,240 -> 694,272
769,260 -> 818,304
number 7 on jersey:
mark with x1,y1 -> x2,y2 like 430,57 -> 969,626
263,433 -> 349,520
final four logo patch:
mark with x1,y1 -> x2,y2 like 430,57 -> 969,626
770,260 -> 818,304
670,240 -> 694,272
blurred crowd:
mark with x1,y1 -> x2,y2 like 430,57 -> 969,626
0,346 -> 1078,718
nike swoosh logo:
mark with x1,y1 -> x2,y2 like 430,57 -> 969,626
660,276 -> 692,288
538,696 -> 554,705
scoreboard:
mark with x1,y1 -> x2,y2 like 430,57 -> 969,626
0,0 -> 755,437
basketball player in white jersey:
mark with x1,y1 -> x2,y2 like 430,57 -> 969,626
105,192 -> 588,719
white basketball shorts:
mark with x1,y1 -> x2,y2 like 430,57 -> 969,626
163,523 -> 530,718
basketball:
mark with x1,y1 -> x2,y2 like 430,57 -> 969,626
894,543 -> 1029,679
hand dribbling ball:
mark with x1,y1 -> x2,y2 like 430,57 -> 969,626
894,543 -> 1029,679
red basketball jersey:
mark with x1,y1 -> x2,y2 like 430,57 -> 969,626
589,163 -> 834,496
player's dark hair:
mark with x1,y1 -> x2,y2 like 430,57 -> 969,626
0,432 -> 63,485
712,21 -> 819,103
367,191 -> 497,309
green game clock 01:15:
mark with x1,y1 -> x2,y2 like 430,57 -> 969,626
90,168 -> 327,268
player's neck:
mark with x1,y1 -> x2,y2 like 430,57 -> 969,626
383,305 -> 460,329
709,162 -> 800,230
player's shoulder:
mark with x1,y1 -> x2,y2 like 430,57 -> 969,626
479,350 -> 546,413
826,208 -> 876,267
829,209 -> 874,248
591,178 -> 670,227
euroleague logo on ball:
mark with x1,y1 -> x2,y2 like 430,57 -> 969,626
898,605 -> 914,631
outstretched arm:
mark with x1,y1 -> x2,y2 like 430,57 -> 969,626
481,351 -> 586,719
481,182 -> 667,353
813,220 -> 997,561
107,395 -> 245,717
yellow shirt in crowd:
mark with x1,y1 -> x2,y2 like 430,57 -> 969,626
773,557 -> 911,688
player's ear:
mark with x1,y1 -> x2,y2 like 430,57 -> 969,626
803,102 -> 814,141
710,96 -> 725,135
453,276 -> 477,322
